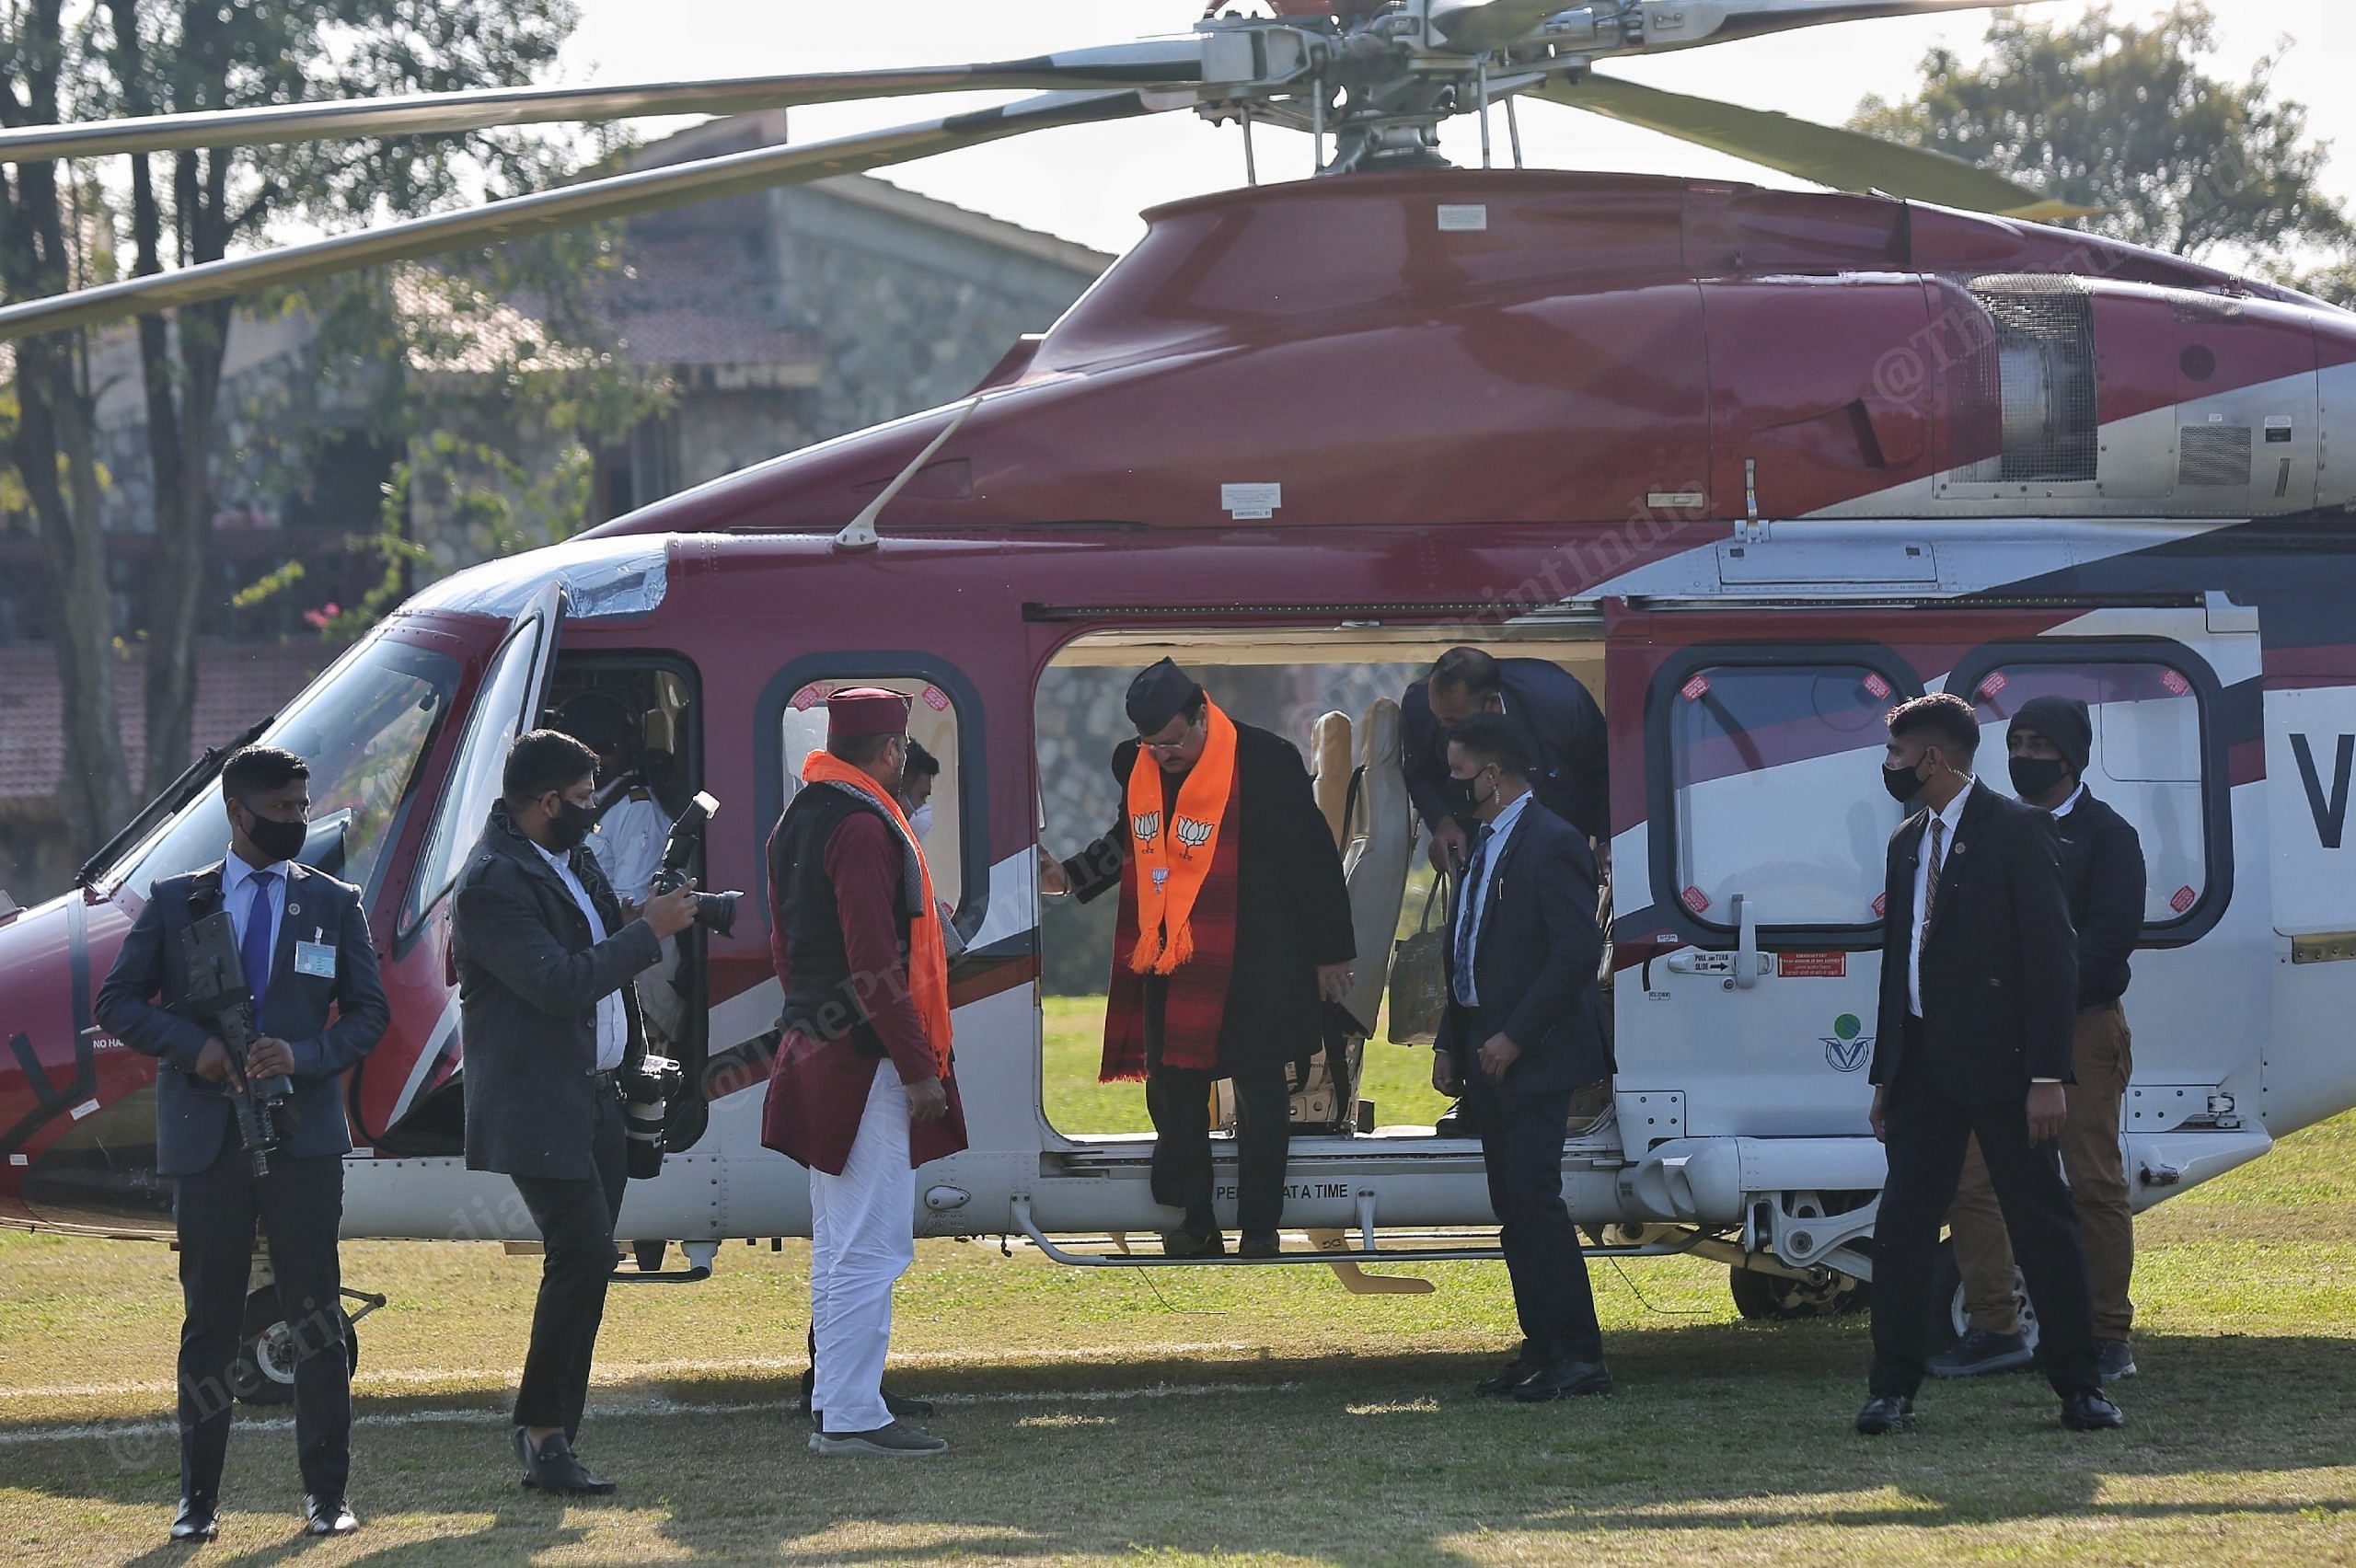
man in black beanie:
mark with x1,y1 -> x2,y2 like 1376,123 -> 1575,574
1932,694 -> 2147,1385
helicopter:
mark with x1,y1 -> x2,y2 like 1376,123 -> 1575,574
4,0 -> 2353,1399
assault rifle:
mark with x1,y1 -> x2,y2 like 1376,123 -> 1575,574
179,910 -> 294,1177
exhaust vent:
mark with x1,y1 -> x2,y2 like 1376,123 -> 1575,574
1952,274 -> 2097,484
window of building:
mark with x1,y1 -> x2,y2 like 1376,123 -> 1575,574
1664,659 -> 1913,930
1960,654 -> 2212,927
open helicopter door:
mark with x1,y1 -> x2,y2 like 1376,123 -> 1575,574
351,581 -> 569,1149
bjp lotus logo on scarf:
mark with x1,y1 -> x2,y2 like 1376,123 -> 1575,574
1131,811 -> 1161,844
1173,815 -> 1215,851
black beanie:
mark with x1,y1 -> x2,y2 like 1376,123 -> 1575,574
2008,695 -> 2092,776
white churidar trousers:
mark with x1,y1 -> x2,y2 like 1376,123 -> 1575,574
808,1060 -> 914,1435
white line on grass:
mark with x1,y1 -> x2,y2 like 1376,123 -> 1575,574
0,1380 -> 1304,1448
0,1340 -> 1289,1403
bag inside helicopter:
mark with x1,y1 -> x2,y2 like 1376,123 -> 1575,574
1034,628 -> 1613,1151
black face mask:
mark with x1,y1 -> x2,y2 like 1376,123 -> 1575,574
543,796 -> 596,854
1881,757 -> 1925,804
1442,768 -> 1495,829
2009,755 -> 2071,801
240,810 -> 308,866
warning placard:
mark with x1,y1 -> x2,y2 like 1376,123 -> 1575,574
1776,951 -> 1849,979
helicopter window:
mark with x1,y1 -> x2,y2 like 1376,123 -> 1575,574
1666,661 -> 1908,930
403,617 -> 549,933
780,680 -> 965,912
1963,655 -> 2213,929
113,636 -> 458,902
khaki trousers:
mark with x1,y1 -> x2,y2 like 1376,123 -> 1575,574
1949,1004 -> 2135,1342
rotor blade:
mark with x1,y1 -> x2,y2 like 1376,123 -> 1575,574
1634,0 -> 2048,53
1427,0 -> 1571,52
1537,71 -> 2098,219
0,40 -> 1204,164
0,90 -> 1167,341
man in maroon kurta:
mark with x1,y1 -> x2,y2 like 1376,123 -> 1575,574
761,688 -> 966,1457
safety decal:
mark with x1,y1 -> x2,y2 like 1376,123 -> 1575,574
1863,673 -> 1891,699
1680,674 -> 1711,701
1680,884 -> 1711,914
2171,884 -> 2198,913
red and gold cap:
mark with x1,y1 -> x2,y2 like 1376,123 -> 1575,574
826,686 -> 912,740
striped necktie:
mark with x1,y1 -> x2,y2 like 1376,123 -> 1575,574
1923,818 -> 1946,928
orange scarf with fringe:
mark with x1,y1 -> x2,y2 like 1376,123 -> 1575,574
1126,698 -> 1239,974
801,747 -> 953,1076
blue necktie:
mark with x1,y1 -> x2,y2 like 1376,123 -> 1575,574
240,870 -> 278,1006
1455,824 -> 1495,1003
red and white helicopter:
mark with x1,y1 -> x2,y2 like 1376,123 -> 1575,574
3,0 -> 2351,1391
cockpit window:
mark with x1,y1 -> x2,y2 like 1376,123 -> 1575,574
114,637 -> 459,901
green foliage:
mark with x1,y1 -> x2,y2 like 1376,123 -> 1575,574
1852,2 -> 2350,262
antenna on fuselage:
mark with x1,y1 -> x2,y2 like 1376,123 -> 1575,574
834,397 -> 982,552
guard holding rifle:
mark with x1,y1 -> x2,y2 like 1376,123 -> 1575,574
95,745 -> 391,1543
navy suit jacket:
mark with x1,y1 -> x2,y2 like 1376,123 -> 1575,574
1404,658 -> 1610,842
1435,801 -> 1610,1095
96,859 -> 389,1177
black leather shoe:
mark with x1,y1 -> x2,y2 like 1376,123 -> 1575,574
303,1493 -> 358,1536
1854,1394 -> 1916,1435
169,1496 -> 218,1542
1474,1358 -> 1542,1397
1160,1228 -> 1226,1259
1512,1358 -> 1614,1401
1236,1232 -> 1281,1259
516,1430 -> 618,1495
2061,1389 -> 2125,1431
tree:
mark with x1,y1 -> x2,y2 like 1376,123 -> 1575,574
90,1 -> 585,799
0,3 -> 132,851
1852,3 -> 2350,263
1,1 -> 586,854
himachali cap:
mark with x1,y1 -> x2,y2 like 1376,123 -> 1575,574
826,686 -> 911,739
1126,658 -> 1202,733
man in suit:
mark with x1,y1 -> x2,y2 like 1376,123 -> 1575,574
1039,659 -> 1356,1259
95,744 -> 390,1542
1855,693 -> 2122,1435
455,730 -> 699,1494
1429,714 -> 1613,1401
1933,695 -> 2147,1384
1403,647 -> 1609,871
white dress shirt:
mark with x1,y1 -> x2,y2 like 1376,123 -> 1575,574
535,839 -> 629,1072
222,847 -> 291,990
588,790 -> 672,903
2048,782 -> 2085,820
1453,787 -> 1534,1008
1907,778 -> 1975,1020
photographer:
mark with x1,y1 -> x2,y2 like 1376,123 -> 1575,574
94,744 -> 389,1542
454,730 -> 699,1496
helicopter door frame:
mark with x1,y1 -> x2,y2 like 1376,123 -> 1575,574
359,581 -> 570,1151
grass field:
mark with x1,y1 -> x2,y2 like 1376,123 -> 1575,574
2,1001 -> 2350,1564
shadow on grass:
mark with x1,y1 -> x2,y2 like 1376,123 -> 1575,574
10,1327 -> 2355,1563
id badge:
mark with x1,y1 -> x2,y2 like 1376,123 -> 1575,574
293,940 -> 338,980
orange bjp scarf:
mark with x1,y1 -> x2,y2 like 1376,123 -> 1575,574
800,747 -> 953,1076
1126,697 -> 1239,974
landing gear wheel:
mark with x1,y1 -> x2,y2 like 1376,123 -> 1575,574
1926,1237 -> 2039,1355
1728,1264 -> 1869,1320
228,1286 -> 361,1407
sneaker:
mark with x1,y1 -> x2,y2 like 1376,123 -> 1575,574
809,1420 -> 949,1457
1926,1328 -> 2035,1378
2096,1339 -> 2137,1383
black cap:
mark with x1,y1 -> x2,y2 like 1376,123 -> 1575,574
1126,658 -> 1203,733
2009,695 -> 2092,776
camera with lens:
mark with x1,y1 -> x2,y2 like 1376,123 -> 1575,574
618,1052 -> 683,1179
650,790 -> 742,938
